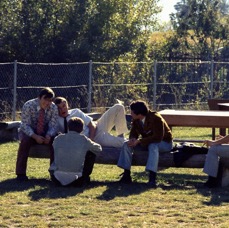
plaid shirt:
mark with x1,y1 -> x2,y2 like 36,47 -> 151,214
19,98 -> 58,137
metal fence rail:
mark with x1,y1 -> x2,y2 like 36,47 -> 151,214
0,60 -> 228,121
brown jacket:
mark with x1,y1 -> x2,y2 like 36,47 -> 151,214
129,110 -> 173,147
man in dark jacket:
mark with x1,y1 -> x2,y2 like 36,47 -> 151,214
117,100 -> 173,188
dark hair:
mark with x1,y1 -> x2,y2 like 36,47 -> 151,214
130,100 -> 149,116
39,87 -> 55,99
68,117 -> 84,133
54,96 -> 68,105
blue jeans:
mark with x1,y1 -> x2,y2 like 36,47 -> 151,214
117,140 -> 173,172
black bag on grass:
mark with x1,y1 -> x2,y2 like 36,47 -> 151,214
171,142 -> 208,167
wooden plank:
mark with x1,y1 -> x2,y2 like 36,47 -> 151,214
159,110 -> 229,128
28,144 -> 206,168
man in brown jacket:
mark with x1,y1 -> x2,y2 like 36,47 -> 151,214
117,100 -> 173,188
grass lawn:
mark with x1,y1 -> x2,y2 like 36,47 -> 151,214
0,127 -> 229,227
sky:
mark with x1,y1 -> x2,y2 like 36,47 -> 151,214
157,0 -> 179,22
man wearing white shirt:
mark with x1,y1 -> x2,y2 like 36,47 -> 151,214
54,97 -> 128,147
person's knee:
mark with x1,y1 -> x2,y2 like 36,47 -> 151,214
113,103 -> 125,112
148,143 -> 158,152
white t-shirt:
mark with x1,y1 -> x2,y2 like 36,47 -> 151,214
56,108 -> 93,137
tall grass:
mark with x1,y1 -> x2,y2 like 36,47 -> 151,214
0,128 -> 229,227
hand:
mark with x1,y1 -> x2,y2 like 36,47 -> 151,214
44,135 -> 51,144
215,135 -> 223,140
127,138 -> 140,147
203,140 -> 214,148
34,135 -> 45,144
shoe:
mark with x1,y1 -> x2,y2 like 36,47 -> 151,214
203,176 -> 219,188
16,174 -> 28,182
148,171 -> 157,188
119,172 -> 132,184
84,176 -> 91,185
147,180 -> 157,188
203,180 -> 219,188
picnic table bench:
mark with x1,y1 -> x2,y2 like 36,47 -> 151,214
1,110 -> 229,187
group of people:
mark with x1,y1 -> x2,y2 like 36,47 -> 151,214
15,87 -> 228,188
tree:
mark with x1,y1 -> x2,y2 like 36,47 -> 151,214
169,0 -> 229,61
0,0 -> 161,62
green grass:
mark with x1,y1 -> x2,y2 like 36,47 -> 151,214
0,128 -> 229,227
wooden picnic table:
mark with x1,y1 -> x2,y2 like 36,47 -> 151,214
217,103 -> 229,135
159,109 -> 229,130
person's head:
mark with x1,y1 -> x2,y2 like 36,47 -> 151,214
130,100 -> 149,120
54,97 -> 69,118
68,117 -> 84,133
38,87 -> 55,110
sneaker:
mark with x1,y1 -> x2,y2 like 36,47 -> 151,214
16,174 -> 28,182
119,172 -> 132,184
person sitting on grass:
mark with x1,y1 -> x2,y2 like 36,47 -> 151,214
203,135 -> 229,188
49,117 -> 102,187
117,100 -> 173,188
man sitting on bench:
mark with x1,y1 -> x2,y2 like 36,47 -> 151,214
117,100 -> 173,188
16,87 -> 58,181
203,135 -> 229,188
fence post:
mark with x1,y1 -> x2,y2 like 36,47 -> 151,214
12,60 -> 17,121
153,60 -> 157,110
210,60 -> 214,98
87,60 -> 92,113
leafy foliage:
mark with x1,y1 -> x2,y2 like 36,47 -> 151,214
0,0 -> 161,62
169,0 -> 229,61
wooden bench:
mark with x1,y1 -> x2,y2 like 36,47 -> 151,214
207,98 -> 229,138
14,112 -> 207,168
0,113 -> 206,168
1,111 -> 229,187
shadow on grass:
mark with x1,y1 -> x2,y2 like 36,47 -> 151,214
94,180 -> 148,201
196,187 -> 229,206
0,177 -> 85,200
158,172 -> 229,205
0,172 -> 228,205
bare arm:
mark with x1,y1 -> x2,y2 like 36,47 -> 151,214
204,134 -> 229,147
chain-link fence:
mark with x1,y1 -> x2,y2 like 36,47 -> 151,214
0,60 -> 229,121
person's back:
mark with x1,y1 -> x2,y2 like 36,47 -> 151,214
53,132 -> 101,174
50,117 -> 102,186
